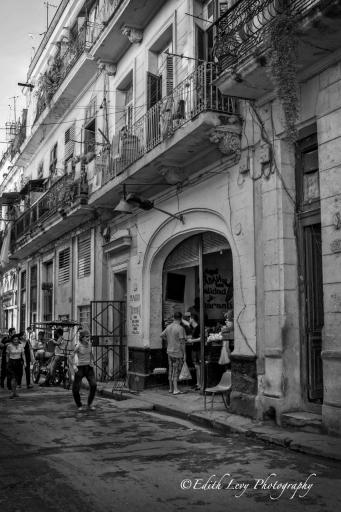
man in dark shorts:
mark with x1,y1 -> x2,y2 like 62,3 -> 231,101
161,312 -> 186,395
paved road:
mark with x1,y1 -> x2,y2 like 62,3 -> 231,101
0,386 -> 340,512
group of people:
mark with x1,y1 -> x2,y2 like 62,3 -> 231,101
0,326 -> 97,410
0,327 -> 35,398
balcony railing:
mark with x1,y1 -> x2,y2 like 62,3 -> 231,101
12,173 -> 88,244
34,22 -> 96,123
214,0 -> 334,72
102,62 -> 238,184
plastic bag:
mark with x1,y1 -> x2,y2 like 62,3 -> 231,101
218,342 -> 230,365
179,361 -> 192,381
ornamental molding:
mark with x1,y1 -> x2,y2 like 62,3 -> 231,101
97,59 -> 117,76
121,25 -> 143,44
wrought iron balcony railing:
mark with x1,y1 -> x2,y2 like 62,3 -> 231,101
34,22 -> 97,123
12,173 -> 88,245
102,62 -> 238,184
214,0 -> 334,72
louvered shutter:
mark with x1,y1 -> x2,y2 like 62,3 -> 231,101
166,55 -> 174,96
78,235 -> 91,278
203,232 -> 230,254
64,123 -> 75,160
58,248 -> 70,284
147,72 -> 162,109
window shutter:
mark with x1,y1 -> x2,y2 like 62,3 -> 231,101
147,72 -> 162,109
64,123 -> 75,160
166,55 -> 174,96
58,248 -> 71,284
78,236 -> 91,278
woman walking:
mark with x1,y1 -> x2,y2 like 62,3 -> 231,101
6,334 -> 26,399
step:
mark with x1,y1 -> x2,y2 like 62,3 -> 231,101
281,411 -> 323,434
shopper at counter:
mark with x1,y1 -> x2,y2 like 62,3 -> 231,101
161,312 -> 186,395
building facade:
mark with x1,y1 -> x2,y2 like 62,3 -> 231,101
0,0 -> 340,435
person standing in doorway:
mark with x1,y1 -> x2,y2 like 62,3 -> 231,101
6,334 -> 26,398
161,312 -> 186,395
18,330 -> 34,389
0,327 -> 16,390
72,330 -> 97,411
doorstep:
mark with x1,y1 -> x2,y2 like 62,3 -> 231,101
281,411 -> 324,435
95,382 -> 341,462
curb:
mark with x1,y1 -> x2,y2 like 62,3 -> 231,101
97,387 -> 341,462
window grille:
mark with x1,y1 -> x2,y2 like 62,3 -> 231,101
58,247 -> 71,284
78,235 -> 91,278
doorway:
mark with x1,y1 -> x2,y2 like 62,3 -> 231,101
162,232 -> 233,389
296,130 -> 324,407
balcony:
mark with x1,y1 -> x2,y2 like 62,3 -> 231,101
213,0 -> 341,98
91,0 -> 168,63
90,62 -> 241,208
16,22 -> 98,167
11,173 -> 93,259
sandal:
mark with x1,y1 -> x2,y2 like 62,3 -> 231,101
173,390 -> 184,395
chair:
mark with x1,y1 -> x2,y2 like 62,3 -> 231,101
204,370 -> 232,410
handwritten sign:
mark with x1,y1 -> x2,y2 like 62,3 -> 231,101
330,239 -> 341,253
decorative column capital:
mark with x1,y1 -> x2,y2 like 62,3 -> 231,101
209,123 -> 241,158
121,25 -> 143,44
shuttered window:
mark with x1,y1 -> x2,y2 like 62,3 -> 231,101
64,123 -> 75,160
78,235 -> 91,278
58,248 -> 71,284
166,55 -> 174,96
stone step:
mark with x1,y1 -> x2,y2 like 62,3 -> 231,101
281,411 -> 323,434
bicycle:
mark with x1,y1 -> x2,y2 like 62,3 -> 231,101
52,349 -> 74,389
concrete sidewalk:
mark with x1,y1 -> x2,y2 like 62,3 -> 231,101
96,382 -> 341,462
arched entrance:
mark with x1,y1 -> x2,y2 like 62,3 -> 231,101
156,230 -> 233,390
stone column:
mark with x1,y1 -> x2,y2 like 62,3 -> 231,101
317,73 -> 341,435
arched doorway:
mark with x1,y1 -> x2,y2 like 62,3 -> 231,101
162,231 -> 233,389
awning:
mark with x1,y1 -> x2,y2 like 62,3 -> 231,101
19,178 -> 46,196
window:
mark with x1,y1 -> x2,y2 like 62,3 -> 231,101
30,266 -> 38,325
58,247 -> 71,284
49,143 -> 58,175
64,123 -> 75,161
42,261 -> 53,321
84,98 -> 96,154
78,305 -> 91,330
78,235 -> 91,278
124,82 -> 133,131
147,72 -> 162,109
296,132 -> 319,212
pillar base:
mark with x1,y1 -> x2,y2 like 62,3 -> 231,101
230,353 -> 258,418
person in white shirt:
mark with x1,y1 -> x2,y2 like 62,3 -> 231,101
72,329 -> 97,411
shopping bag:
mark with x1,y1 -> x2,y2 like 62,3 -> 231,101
179,361 -> 192,381
218,342 -> 230,365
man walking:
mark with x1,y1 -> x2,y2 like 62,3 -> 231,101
72,329 -> 97,411
161,312 -> 186,395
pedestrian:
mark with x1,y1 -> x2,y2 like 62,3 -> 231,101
40,327 -> 66,387
72,329 -> 97,411
161,312 -> 186,395
0,327 -> 16,390
6,334 -> 26,399
19,330 -> 34,389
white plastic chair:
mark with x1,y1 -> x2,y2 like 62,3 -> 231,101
204,370 -> 232,410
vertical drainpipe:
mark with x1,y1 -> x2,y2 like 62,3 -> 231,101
71,237 -> 75,320
53,246 -> 57,320
199,234 -> 205,390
